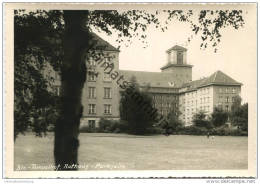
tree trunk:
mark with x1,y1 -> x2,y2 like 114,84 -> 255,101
54,10 -> 90,170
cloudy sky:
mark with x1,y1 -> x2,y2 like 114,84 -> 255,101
95,4 -> 256,103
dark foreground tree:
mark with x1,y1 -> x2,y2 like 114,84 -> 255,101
14,9 -> 245,170
211,107 -> 229,127
230,96 -> 248,131
192,111 -> 213,130
166,106 -> 183,134
120,77 -> 154,135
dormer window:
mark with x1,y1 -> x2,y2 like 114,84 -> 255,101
177,51 -> 183,64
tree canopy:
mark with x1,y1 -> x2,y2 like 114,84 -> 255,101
119,77 -> 155,135
211,107 -> 229,127
230,96 -> 248,131
192,111 -> 213,129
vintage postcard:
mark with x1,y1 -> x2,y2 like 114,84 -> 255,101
3,2 -> 257,180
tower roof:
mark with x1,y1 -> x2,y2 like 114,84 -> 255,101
166,45 -> 187,53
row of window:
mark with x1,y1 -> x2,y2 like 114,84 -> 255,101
88,72 -> 112,82
219,87 -> 237,94
198,87 -> 210,95
183,106 -> 210,120
185,97 -> 211,106
217,104 -> 230,111
87,57 -> 114,66
88,104 -> 112,114
88,87 -> 112,99
152,95 -> 178,101
159,109 -> 178,116
168,50 -> 184,64
183,104 -> 230,121
185,106 -> 210,112
153,102 -> 178,108
218,96 -> 236,103
186,88 -> 210,98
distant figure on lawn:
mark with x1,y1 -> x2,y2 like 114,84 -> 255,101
164,127 -> 173,136
207,132 -> 215,139
207,132 -> 210,139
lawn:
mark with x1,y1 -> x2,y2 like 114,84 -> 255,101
14,133 -> 248,170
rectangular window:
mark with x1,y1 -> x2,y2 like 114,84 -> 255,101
177,51 -> 183,64
88,104 -> 96,114
219,96 -> 222,102
88,72 -> 97,81
88,87 -> 96,99
104,87 -> 112,99
88,58 -> 96,66
226,88 -> 229,93
232,88 -> 236,93
226,97 -> 229,103
104,104 -> 112,114
103,73 -> 111,81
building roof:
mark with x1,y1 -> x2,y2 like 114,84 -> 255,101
200,70 -> 242,86
160,63 -> 193,70
90,32 -> 119,52
182,78 -> 207,91
119,70 -> 182,88
181,70 -> 242,91
166,45 -> 187,53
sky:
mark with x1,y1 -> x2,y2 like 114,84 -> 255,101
95,4 -> 256,103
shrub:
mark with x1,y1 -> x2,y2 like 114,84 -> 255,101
167,111 -> 183,133
179,125 -> 208,135
192,111 -> 213,130
211,126 -> 248,136
79,126 -> 97,133
145,127 -> 164,135
98,118 -> 128,133
120,77 -> 155,135
211,107 -> 229,127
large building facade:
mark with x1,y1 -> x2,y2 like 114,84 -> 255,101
74,35 -> 242,128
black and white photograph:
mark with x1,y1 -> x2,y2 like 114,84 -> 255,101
3,2 -> 257,180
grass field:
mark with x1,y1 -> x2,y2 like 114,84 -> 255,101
14,133 -> 248,170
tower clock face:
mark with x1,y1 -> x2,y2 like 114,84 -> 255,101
168,82 -> 175,87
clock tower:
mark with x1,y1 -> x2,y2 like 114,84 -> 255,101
160,45 -> 193,87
